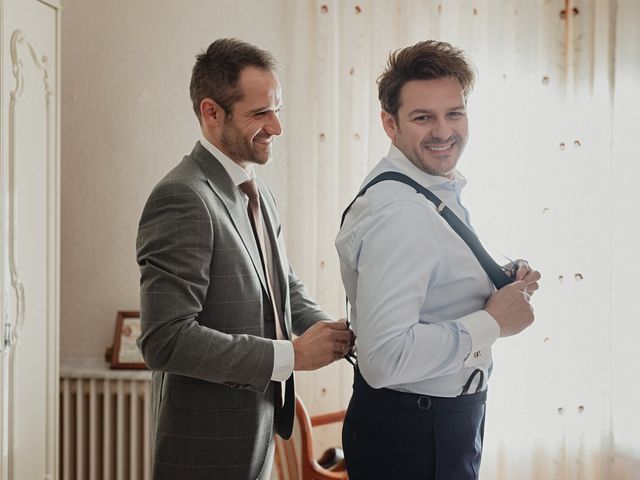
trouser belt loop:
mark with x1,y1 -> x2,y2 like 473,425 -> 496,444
460,368 -> 484,396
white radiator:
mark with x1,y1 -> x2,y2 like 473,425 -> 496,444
60,359 -> 152,480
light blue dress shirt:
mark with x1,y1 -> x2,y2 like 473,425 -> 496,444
335,145 -> 500,397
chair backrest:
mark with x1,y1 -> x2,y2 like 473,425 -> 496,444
272,397 -> 305,480
272,395 -> 348,480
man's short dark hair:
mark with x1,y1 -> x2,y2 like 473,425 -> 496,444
377,40 -> 476,117
190,38 -> 277,121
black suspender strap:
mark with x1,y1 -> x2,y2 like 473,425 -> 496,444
341,171 -> 514,290
460,368 -> 484,395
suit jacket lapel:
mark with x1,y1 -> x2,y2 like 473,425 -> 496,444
190,142 -> 269,296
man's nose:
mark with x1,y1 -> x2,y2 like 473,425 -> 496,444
431,117 -> 453,141
265,112 -> 283,136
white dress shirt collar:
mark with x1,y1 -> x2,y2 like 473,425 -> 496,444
200,135 -> 254,187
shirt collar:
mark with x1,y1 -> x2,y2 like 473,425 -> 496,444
385,143 -> 467,193
200,135 -> 254,187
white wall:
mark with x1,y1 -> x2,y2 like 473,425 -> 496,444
61,0 -> 292,361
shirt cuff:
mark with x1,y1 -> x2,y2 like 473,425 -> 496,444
459,310 -> 500,368
271,340 -> 295,381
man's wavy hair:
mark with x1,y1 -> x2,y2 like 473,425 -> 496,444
190,38 -> 276,122
377,40 -> 476,117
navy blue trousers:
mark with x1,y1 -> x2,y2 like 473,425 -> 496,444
342,369 -> 487,480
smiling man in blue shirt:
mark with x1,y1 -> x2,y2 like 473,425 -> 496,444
336,40 -> 541,479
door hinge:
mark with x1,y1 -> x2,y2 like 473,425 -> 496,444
3,315 -> 11,349
4,324 -> 11,349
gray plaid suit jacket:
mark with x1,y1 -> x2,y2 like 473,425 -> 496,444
136,142 -> 331,479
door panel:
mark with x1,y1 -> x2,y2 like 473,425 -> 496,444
1,0 -> 59,479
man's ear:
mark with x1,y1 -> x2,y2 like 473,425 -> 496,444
200,98 -> 225,128
381,111 -> 398,143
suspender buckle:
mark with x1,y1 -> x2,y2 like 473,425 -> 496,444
437,201 -> 446,213
417,396 -> 432,410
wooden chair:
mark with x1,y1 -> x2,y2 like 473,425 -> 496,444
273,395 -> 349,480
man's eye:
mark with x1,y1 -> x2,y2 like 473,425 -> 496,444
448,111 -> 465,118
413,115 -> 430,122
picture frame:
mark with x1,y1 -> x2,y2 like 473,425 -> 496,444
110,310 -> 147,369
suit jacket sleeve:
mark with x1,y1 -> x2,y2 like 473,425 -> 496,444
260,183 -> 334,336
288,265 -> 333,336
136,180 -> 274,394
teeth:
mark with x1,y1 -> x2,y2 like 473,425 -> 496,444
426,143 -> 454,152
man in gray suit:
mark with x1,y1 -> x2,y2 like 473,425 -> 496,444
136,38 -> 352,480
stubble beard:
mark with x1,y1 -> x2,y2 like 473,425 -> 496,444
220,123 -> 271,166
409,136 -> 465,178
400,145 -> 450,178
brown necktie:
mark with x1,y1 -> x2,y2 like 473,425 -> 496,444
239,179 -> 294,439
239,179 -> 286,340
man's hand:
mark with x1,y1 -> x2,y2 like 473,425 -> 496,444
293,319 -> 353,371
484,280 -> 535,337
510,259 -> 541,295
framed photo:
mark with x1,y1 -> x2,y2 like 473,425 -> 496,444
110,310 -> 146,369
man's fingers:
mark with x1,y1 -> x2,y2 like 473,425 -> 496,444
523,270 -> 541,283
331,341 -> 350,361
334,341 -> 349,352
330,329 -> 353,342
511,280 -> 534,302
307,320 -> 355,365
512,260 -> 528,281
325,320 -> 348,330
526,282 -> 539,294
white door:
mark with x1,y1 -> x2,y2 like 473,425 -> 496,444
0,1 -> 60,479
